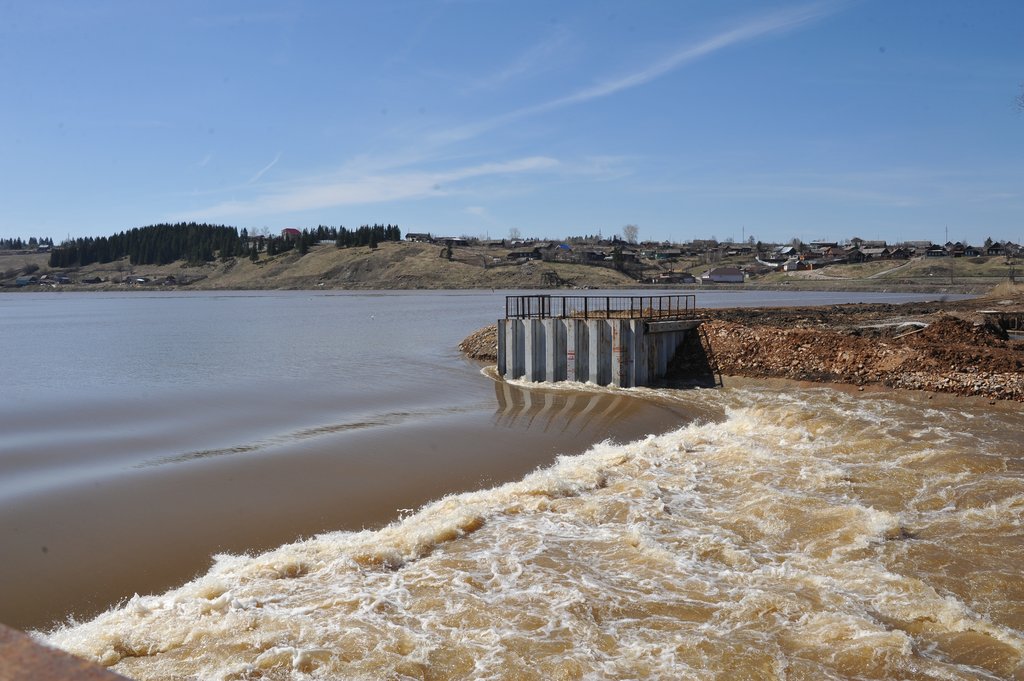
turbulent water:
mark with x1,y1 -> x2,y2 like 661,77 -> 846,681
45,383 -> 1024,680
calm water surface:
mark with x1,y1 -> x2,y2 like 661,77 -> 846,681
4,289 -> 1020,680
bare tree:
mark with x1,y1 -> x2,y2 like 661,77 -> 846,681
509,227 -> 521,241
623,224 -> 639,244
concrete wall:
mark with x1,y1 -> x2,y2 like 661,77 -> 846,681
0,623 -> 130,680
497,318 -> 700,388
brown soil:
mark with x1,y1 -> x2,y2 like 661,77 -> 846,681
460,285 -> 1024,402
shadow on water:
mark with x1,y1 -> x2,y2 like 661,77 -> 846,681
493,380 -> 642,435
490,349 -> 723,440
488,323 -> 725,438
663,325 -> 722,389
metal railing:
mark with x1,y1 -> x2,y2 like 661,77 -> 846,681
505,294 -> 696,320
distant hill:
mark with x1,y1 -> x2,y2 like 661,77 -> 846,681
0,241 -> 639,290
2,239 -> 1017,293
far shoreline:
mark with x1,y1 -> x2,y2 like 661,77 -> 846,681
2,239 -> 1016,295
0,279 -> 996,296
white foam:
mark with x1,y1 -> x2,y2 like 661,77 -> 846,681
44,385 -> 1024,680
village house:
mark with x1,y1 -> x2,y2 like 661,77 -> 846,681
639,247 -> 682,260
845,248 -> 867,263
616,248 -> 641,264
860,247 -> 891,260
538,243 -> 574,262
848,237 -> 887,249
904,241 -> 932,255
506,249 -> 541,261
700,266 -> 745,283
686,240 -> 719,255
650,271 -> 696,284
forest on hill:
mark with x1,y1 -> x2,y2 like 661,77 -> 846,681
45,223 -> 403,268
0,236 -> 54,250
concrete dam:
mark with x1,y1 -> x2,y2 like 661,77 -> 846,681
497,294 -> 704,388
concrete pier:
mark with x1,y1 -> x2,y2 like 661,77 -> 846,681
0,622 -> 130,680
497,295 -> 701,387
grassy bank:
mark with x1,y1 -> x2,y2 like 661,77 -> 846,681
1,242 -> 1017,294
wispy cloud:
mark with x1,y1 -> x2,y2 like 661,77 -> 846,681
197,153 -> 213,168
187,156 -> 559,219
184,4 -> 842,224
433,2 -> 842,144
468,29 -> 573,91
248,152 -> 282,184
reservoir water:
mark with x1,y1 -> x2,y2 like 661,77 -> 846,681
1,290 -> 1020,679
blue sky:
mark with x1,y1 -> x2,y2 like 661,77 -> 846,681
1,1 -> 1021,245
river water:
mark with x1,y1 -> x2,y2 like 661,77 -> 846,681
2,290 -> 1021,680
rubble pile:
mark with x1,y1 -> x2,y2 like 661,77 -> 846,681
459,325 -> 498,362
703,313 -> 1024,401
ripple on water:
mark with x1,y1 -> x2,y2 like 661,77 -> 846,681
45,386 -> 1024,680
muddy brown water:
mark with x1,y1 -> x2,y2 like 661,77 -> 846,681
4,290 -> 1019,680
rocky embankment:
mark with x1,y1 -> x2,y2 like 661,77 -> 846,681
700,314 -> 1023,402
460,291 -> 1024,402
458,327 -> 500,362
